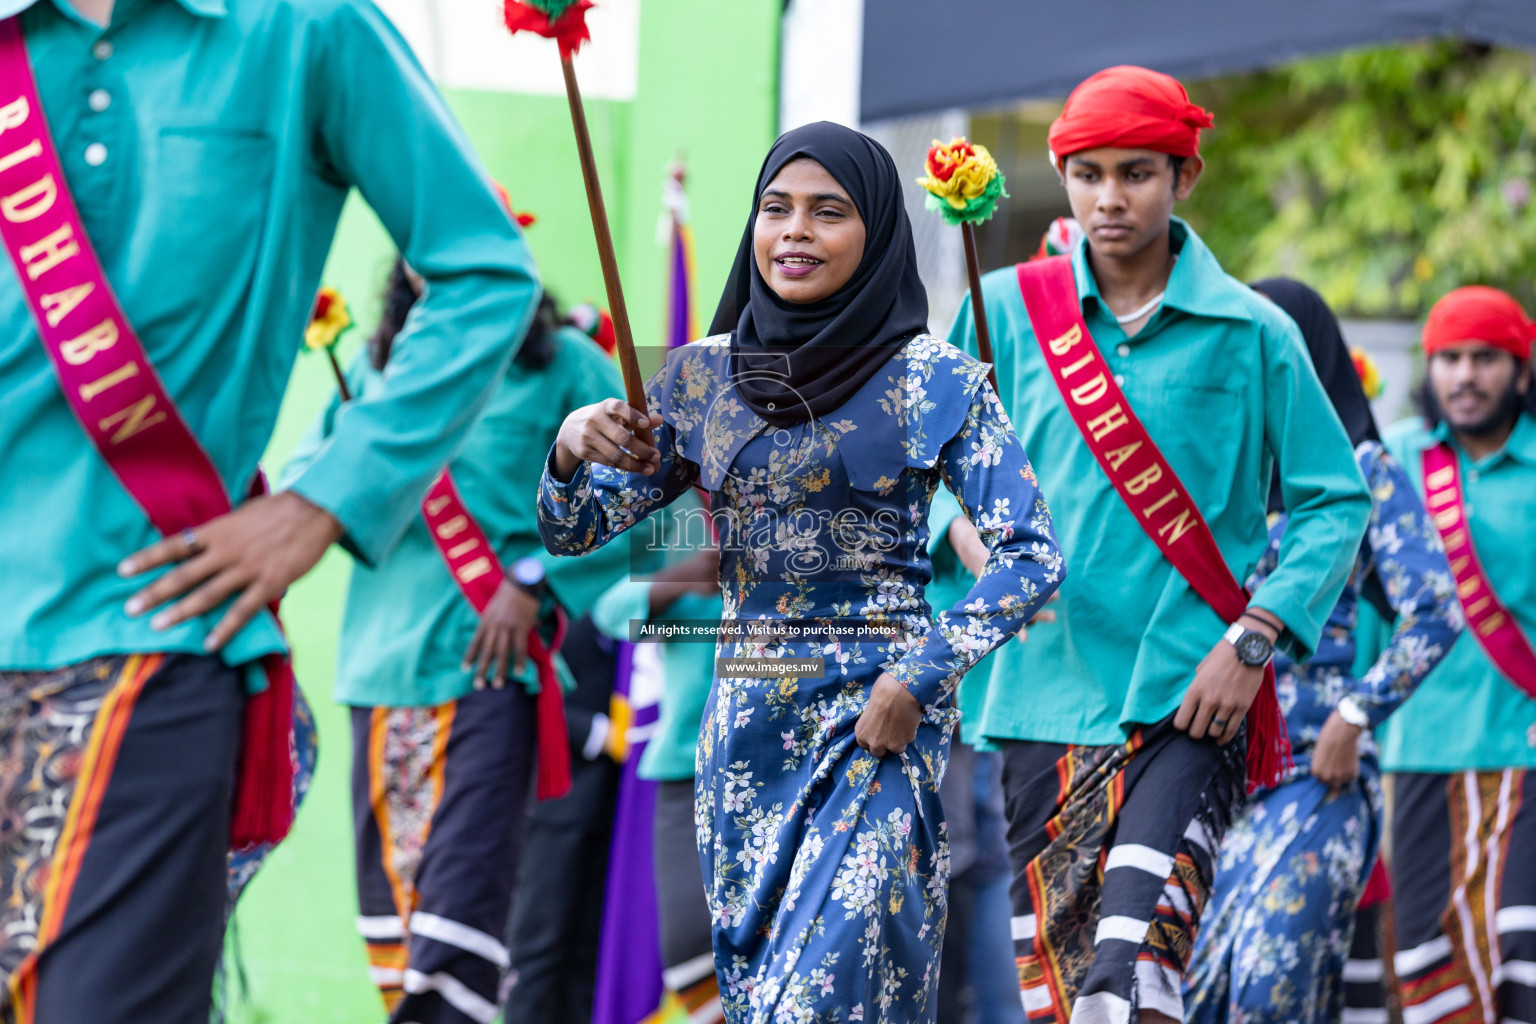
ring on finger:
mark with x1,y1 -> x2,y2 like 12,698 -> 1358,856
180,527 -> 202,555
1211,716 -> 1228,728
617,444 -> 638,460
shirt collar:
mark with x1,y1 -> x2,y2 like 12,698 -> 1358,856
0,0 -> 43,19
1430,412 -> 1536,467
5,0 -> 227,24
1070,217 -> 1256,324
1503,413 -> 1536,466
170,0 -> 228,19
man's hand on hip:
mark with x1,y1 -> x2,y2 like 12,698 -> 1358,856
120,490 -> 343,651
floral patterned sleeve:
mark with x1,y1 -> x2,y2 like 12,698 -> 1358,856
537,381 -> 701,556
888,382 -> 1065,708
1349,442 -> 1463,727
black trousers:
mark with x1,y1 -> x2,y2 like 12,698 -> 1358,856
502,751 -> 620,1024
653,779 -> 714,991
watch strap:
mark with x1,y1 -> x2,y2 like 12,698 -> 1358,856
1336,696 -> 1372,729
1241,608 -> 1284,635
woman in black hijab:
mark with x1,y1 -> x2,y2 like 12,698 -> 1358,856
710,121 -> 931,425
1187,278 -> 1461,1024
1254,278 -> 1381,511
539,122 -> 1063,1023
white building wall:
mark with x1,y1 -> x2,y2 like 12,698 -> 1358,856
778,0 -> 863,131
372,0 -> 641,100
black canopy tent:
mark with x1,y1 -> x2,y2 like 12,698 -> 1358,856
860,0 -> 1536,122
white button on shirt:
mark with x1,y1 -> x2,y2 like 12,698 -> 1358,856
89,89 -> 112,112
84,143 -> 108,166
1116,344 -> 1130,357
92,40 -> 113,60
1114,373 -> 1126,387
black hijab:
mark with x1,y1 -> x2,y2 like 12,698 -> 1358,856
1254,278 -> 1381,457
1254,277 -> 1393,618
709,122 -> 929,427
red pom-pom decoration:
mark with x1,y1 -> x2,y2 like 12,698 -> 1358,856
503,0 -> 594,58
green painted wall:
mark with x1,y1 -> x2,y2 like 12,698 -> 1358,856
230,5 -> 779,1023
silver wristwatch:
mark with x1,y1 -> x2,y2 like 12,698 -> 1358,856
1335,696 -> 1371,729
1223,621 -> 1274,667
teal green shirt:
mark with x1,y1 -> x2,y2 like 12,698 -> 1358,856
282,329 -> 628,706
926,489 -> 999,746
0,0 -> 539,673
924,489 -> 974,615
587,494 -> 722,782
948,220 -> 1370,745
591,579 -> 722,782
1371,414 -> 1536,771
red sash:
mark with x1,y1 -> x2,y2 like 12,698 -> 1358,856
422,471 -> 571,799
0,18 -> 293,847
1016,257 -> 1290,791
1421,443 -> 1536,700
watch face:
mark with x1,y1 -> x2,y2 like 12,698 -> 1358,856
513,558 -> 545,587
1235,631 -> 1272,666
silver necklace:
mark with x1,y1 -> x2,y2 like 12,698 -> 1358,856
1114,292 -> 1165,325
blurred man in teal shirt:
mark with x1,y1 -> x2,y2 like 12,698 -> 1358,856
285,276 -> 625,1024
0,0 -> 539,1019
1366,285 -> 1536,1024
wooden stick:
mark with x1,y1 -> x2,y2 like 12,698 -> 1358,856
961,222 -> 999,396
325,348 -> 353,403
560,54 -> 654,445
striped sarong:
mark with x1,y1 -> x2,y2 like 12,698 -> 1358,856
1000,716 -> 1245,1024
1389,769 -> 1536,1024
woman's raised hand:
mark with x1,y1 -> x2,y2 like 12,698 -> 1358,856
552,398 -> 663,482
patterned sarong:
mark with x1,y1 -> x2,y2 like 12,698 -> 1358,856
1001,717 -> 1245,1024
352,685 -> 536,1024
0,654 -> 245,1024
1389,769 -> 1536,1024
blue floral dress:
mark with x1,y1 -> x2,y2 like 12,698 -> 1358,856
1185,441 -> 1461,1024
539,335 -> 1063,1024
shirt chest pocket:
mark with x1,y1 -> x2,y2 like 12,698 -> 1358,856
143,129 -> 276,308
1125,376 -> 1243,499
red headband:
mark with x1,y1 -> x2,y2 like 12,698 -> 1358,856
1423,286 -> 1534,361
1048,65 -> 1213,162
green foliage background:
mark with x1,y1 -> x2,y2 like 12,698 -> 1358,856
1181,43 -> 1536,317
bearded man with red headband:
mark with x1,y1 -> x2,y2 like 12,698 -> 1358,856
947,66 -> 1371,1024
1363,286 -> 1536,1024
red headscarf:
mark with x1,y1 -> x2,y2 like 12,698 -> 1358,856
1423,286 -> 1534,360
1048,66 -> 1214,163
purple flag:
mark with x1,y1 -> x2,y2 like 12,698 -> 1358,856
591,642 -> 665,1024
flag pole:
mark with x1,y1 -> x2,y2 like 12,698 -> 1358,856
559,54 -> 653,445
960,223 -> 998,395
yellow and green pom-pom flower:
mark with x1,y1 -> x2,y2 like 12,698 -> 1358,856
305,286 -> 352,351
916,137 -> 1009,226
1351,347 -> 1385,400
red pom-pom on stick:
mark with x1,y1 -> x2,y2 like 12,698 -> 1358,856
500,0 -> 651,444
503,0 -> 593,58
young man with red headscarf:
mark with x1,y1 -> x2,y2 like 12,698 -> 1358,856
1359,285 -> 1536,1024
947,66 -> 1371,1024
